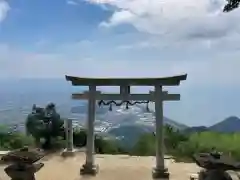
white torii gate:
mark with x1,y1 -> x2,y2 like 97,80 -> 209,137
65,74 -> 187,179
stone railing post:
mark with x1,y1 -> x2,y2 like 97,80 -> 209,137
62,119 -> 75,157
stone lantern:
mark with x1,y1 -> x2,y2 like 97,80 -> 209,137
1,147 -> 44,180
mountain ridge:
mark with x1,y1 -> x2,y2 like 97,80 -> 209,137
184,116 -> 240,133
209,116 -> 240,133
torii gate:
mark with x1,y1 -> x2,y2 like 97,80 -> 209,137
65,74 -> 187,179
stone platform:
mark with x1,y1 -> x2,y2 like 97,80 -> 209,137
0,152 -> 200,180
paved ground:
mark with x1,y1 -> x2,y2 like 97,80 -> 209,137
0,152 -> 201,180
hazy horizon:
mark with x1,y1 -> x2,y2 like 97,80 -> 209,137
0,78 -> 239,127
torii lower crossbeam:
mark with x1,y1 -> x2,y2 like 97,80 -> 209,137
72,91 -> 180,101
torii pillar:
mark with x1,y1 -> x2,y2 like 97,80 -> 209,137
80,85 -> 99,175
152,85 -> 169,179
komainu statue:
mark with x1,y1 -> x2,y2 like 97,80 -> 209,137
192,149 -> 240,180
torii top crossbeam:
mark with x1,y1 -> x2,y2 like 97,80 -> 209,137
65,74 -> 187,86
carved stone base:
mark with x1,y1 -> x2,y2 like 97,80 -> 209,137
4,163 -> 44,180
61,149 -> 76,157
80,163 -> 99,176
152,167 -> 169,179
201,170 -> 234,180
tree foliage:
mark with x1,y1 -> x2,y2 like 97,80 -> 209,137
132,129 -> 240,161
25,103 -> 64,149
0,125 -> 34,150
131,133 -> 155,156
223,0 -> 240,12
72,127 -> 126,154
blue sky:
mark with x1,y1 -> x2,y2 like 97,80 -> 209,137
0,0 -> 240,126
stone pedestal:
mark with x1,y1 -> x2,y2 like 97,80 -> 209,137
152,167 -> 169,179
1,147 -> 45,180
80,163 -> 99,176
5,163 -> 44,180
61,148 -> 76,157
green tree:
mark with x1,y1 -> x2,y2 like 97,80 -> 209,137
73,128 -> 125,154
25,103 -> 64,149
73,128 -> 87,147
164,125 -> 188,151
223,0 -> 240,12
132,133 -> 155,156
0,125 -> 34,150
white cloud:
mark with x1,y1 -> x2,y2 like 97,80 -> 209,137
0,0 -> 10,23
0,42 -> 239,89
116,41 -> 159,50
87,0 -> 240,41
66,0 -> 79,5
100,10 -> 136,27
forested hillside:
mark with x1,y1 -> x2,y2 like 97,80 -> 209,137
1,103 -> 240,162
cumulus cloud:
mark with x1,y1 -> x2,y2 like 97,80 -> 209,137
66,0 -> 79,6
0,0 -> 10,23
116,41 -> 159,50
87,0 -> 240,40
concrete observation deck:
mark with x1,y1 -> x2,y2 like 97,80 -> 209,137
0,152 -> 200,180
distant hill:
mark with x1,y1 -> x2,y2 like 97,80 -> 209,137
209,116 -> 240,133
184,116 -> 240,133
92,104 -> 188,148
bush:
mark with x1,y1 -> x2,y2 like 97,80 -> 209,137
73,129 -> 125,154
131,134 -> 155,156
131,128 -> 240,161
95,137 -> 124,154
7,133 -> 34,150
48,136 -> 66,150
73,128 -> 87,147
2,121 -> 240,163
0,126 -> 34,150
